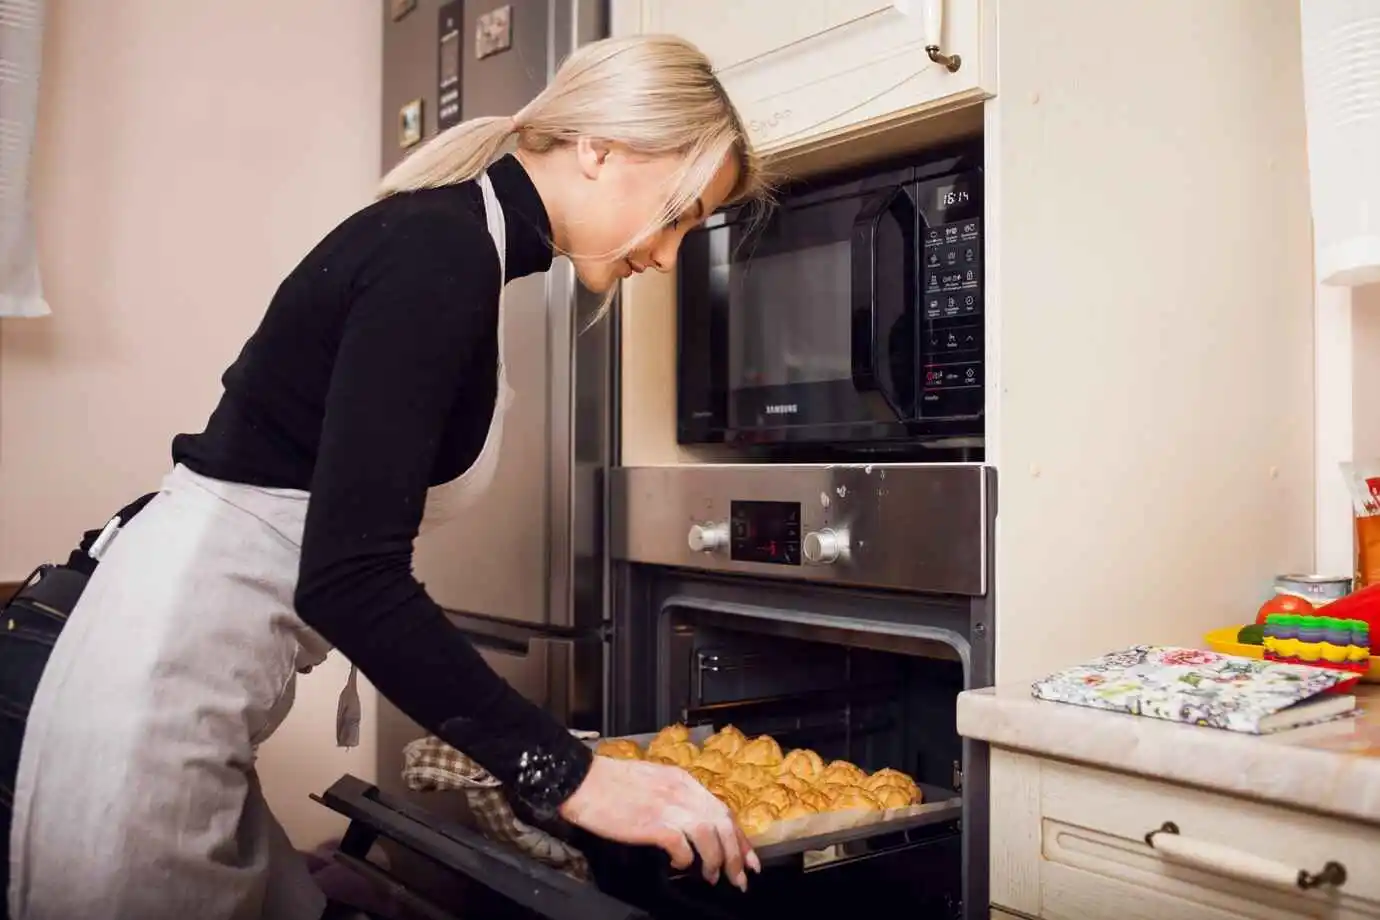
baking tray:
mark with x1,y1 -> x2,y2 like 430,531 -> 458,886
585,729 -> 963,861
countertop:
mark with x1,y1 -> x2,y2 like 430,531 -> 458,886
957,683 -> 1380,826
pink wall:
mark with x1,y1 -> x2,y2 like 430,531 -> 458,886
0,0 -> 383,847
0,1 -> 381,578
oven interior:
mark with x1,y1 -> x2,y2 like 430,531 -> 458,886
571,602 -> 970,920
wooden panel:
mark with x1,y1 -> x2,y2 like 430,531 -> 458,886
1039,760 -> 1380,919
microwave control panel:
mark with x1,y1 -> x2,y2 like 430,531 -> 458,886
920,172 -> 983,419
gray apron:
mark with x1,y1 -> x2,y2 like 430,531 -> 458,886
8,171 -> 514,920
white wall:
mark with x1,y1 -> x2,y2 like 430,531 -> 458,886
0,0 -> 382,848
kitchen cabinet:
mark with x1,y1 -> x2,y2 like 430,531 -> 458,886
610,0 -> 993,153
990,750 -> 1380,920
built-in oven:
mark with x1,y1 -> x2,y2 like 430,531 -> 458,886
312,463 -> 995,920
677,145 -> 985,457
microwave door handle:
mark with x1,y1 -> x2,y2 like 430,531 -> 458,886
850,187 -> 912,418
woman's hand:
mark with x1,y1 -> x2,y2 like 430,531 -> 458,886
558,755 -> 761,890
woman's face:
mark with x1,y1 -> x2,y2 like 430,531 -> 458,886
567,143 -> 740,294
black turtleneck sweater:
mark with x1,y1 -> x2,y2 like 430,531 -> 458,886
171,155 -> 591,813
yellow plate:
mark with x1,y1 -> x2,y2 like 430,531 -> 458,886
1203,625 -> 1380,681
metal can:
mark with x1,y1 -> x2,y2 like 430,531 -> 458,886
1273,574 -> 1353,606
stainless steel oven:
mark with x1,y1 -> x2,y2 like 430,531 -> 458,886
314,464 -> 995,920
677,146 -> 985,457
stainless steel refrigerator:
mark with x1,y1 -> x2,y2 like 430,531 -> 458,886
376,0 -> 613,796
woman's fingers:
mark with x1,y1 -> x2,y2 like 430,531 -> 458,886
651,826 -> 696,870
713,816 -> 746,890
685,819 -> 727,884
732,820 -> 759,879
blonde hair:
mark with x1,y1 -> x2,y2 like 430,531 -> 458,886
379,34 -> 768,267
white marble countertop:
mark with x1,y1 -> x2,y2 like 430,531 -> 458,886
957,684 -> 1380,826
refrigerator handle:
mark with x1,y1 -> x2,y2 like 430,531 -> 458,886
443,609 -> 580,720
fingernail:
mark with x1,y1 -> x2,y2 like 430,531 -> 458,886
747,852 -> 762,873
709,870 -> 720,886
734,871 -> 748,891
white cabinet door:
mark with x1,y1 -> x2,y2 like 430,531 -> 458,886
613,0 -> 991,153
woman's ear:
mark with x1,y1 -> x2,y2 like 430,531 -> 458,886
574,137 -> 613,180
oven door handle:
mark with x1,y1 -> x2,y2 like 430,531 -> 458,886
850,186 -> 915,417
314,774 -> 651,920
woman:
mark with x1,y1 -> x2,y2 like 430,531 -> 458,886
3,33 -> 767,920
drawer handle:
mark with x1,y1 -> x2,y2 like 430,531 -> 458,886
1144,822 -> 1347,891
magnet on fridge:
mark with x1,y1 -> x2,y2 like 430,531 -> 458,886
399,98 -> 424,149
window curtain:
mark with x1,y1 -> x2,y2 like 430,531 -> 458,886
0,0 -> 48,317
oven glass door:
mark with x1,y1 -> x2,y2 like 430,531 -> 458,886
679,179 -> 918,445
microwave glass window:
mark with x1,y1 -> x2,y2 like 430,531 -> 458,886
730,242 -> 851,389
723,196 -> 909,399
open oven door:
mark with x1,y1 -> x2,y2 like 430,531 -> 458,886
314,775 -> 648,920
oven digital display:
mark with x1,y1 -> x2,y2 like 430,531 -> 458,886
730,500 -> 801,566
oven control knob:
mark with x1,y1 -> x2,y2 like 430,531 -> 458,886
687,522 -> 729,554
803,528 -> 848,565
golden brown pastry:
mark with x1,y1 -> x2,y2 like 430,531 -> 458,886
830,788 -> 882,812
778,801 -> 817,821
594,739 -> 643,760
775,773 -> 812,795
726,762 -> 774,789
692,749 -> 733,774
778,748 -> 825,780
686,766 -> 717,786
702,725 -> 747,758
737,801 -> 779,837
864,768 -> 915,792
736,735 -> 783,768
646,723 -> 690,755
749,783 -> 795,811
871,785 -> 913,809
647,754 -> 679,766
820,761 -> 867,785
656,740 -> 700,767
706,779 -> 751,812
821,783 -> 866,804
796,789 -> 832,812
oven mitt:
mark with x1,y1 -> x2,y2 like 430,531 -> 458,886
400,735 -> 591,881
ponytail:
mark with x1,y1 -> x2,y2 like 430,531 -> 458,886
377,115 -> 516,199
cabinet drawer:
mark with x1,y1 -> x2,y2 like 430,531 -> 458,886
993,750 -> 1380,920
612,0 -> 993,154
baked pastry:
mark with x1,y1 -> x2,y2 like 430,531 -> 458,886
864,768 -> 916,793
871,785 -> 913,809
736,735 -> 783,768
775,773 -> 812,795
692,749 -> 734,774
830,788 -> 881,813
778,748 -> 825,780
702,725 -> 747,758
738,801 -> 779,837
656,740 -> 700,767
594,738 -> 642,760
686,766 -> 717,786
706,779 -> 751,813
778,800 -> 818,821
820,761 -> 866,786
647,723 -> 690,755
796,789 -> 831,812
749,783 -> 795,811
726,762 -> 774,789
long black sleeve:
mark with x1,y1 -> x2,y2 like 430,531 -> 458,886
172,156 -> 591,815
290,209 -> 589,813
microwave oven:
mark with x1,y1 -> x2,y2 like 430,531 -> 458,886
677,144 -> 984,454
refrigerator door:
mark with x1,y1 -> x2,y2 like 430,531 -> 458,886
388,0 -> 612,634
